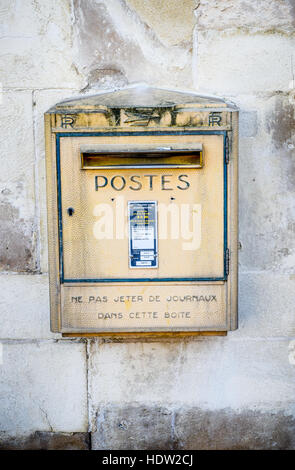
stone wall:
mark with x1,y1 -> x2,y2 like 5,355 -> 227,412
0,0 -> 294,450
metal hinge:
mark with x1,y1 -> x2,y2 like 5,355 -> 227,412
225,248 -> 230,276
225,135 -> 230,164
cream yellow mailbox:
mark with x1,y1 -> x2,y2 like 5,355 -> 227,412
45,87 -> 238,336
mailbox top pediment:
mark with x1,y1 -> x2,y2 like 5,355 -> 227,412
47,86 -> 237,113
46,86 -> 237,130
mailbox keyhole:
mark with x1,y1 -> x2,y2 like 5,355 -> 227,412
67,207 -> 74,216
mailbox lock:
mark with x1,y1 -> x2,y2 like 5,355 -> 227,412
67,207 -> 75,216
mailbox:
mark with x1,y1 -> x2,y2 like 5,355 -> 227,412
45,86 -> 238,336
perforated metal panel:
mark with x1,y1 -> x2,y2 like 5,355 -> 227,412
59,134 -> 225,281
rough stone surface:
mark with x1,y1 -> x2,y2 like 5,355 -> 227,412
93,404 -> 173,450
0,341 -> 88,434
235,93 -> 295,272
0,274 -> 59,340
196,32 -> 295,94
0,200 -> 35,272
0,91 -> 36,272
239,110 -> 258,138
126,0 -> 197,46
72,0 -> 193,90
174,408 -> 295,450
0,0 -> 81,89
0,431 -> 90,450
88,339 -> 295,416
196,0 -> 295,33
91,404 -> 295,450
238,273 -> 295,337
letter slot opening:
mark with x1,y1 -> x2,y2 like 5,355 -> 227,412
80,144 -> 203,169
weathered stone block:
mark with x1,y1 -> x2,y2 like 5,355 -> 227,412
235,93 -> 295,272
196,32 -> 295,94
237,272 -> 295,337
239,110 -> 257,138
0,431 -> 90,450
196,0 -> 295,34
72,0 -> 193,89
91,404 -> 295,450
0,274 -> 59,340
0,0 -> 81,88
88,338 -> 295,416
88,340 -> 186,412
174,408 -> 295,450
92,404 -> 173,450
126,0 -> 196,46
0,341 -> 88,434
0,91 -> 36,272
175,338 -> 295,410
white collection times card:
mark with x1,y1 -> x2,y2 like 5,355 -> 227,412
128,201 -> 158,269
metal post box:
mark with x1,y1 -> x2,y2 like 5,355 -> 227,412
45,86 -> 238,336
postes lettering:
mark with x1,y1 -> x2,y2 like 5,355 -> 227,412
94,174 -> 190,191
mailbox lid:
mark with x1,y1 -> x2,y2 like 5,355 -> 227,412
58,133 -> 226,281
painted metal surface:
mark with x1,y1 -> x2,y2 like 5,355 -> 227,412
56,131 -> 227,283
45,87 -> 238,334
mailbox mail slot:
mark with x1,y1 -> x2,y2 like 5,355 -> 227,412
81,144 -> 203,169
45,86 -> 238,336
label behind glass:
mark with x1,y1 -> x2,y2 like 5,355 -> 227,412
128,201 -> 158,268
